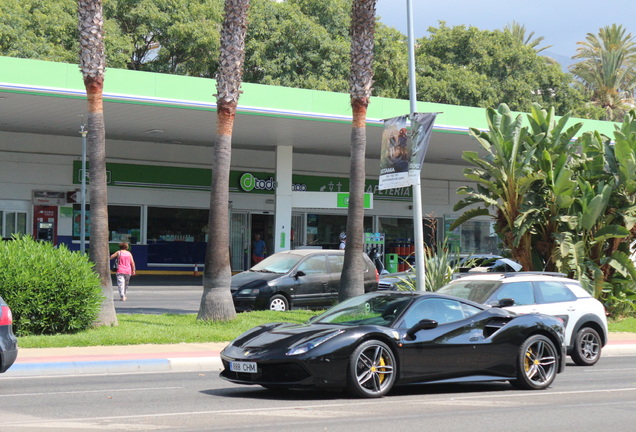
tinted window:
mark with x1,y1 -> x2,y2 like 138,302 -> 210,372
537,281 -> 576,303
438,280 -> 501,303
401,298 -> 479,328
493,281 -> 535,306
298,255 -> 327,275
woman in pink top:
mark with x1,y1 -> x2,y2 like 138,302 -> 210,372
110,242 -> 136,301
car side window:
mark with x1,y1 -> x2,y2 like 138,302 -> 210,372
327,255 -> 344,274
298,255 -> 327,275
536,281 -> 576,303
494,282 -> 535,306
401,298 -> 477,329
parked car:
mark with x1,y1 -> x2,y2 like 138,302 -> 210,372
454,254 -> 522,274
231,249 -> 379,311
0,295 -> 18,374
437,272 -> 608,366
220,291 -> 566,397
378,269 -> 414,291
378,254 -> 521,291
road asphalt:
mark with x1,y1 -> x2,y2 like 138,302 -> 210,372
4,275 -> 636,378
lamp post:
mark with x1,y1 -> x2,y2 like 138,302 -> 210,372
406,0 -> 426,291
79,122 -> 88,254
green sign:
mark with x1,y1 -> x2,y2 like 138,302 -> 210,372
72,161 -> 410,202
337,193 -> 372,209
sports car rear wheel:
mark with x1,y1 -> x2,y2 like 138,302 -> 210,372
570,327 -> 601,366
268,294 -> 289,311
511,334 -> 558,390
347,340 -> 396,398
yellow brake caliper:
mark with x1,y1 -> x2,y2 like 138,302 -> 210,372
377,356 -> 386,383
525,348 -> 534,372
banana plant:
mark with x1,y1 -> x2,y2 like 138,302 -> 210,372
454,104 -> 543,270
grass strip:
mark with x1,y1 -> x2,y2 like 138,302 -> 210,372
17,310 -> 319,348
16,312 -> 636,349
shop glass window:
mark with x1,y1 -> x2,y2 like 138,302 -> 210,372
109,205 -> 141,244
306,214 -> 372,249
147,207 -> 208,243
379,217 -> 415,254
1,211 -> 27,239
72,205 -> 141,244
459,220 -> 498,254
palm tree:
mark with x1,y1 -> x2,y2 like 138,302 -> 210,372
570,24 -> 636,121
339,0 -> 377,302
504,21 -> 552,54
77,0 -> 117,326
197,0 -> 249,321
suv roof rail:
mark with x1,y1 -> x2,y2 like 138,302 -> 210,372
452,271 -> 568,280
503,271 -> 568,278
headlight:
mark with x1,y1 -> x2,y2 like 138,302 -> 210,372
237,288 -> 260,296
286,330 -> 344,356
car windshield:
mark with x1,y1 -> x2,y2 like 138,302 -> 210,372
251,253 -> 304,274
311,293 -> 414,327
437,280 -> 501,303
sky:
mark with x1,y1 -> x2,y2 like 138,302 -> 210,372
375,0 -> 636,66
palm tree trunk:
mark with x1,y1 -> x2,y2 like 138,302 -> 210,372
198,0 -> 249,321
78,0 -> 117,326
339,100 -> 369,301
339,0 -> 377,302
198,103 -> 236,321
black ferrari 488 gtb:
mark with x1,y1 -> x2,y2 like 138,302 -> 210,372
220,291 -> 566,398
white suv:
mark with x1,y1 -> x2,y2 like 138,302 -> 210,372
437,272 -> 608,366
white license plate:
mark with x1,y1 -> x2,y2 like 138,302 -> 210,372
230,361 -> 258,373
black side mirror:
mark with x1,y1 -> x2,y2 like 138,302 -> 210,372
406,319 -> 438,340
294,270 -> 306,279
498,298 -> 514,307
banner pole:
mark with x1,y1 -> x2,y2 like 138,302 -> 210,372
407,0 -> 426,291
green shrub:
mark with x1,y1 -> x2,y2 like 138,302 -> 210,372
0,235 -> 103,336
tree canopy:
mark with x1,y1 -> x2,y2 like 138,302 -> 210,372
570,24 -> 636,121
415,22 -> 583,115
3,1 -> 635,118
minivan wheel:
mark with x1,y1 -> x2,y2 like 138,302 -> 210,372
268,294 -> 289,311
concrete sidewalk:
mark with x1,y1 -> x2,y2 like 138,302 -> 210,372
6,342 -> 228,377
5,334 -> 636,378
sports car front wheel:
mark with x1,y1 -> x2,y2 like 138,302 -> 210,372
347,340 -> 396,398
511,334 -> 558,390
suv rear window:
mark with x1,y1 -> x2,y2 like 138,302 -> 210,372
536,281 -> 576,303
438,280 -> 501,303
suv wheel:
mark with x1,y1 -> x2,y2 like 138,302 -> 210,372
571,327 -> 601,366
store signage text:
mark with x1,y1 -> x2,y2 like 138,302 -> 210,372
366,184 -> 411,197
239,173 -> 307,192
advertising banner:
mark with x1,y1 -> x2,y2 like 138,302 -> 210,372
379,115 -> 410,190
378,113 -> 437,190
408,112 -> 438,183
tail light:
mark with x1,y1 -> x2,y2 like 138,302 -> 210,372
375,269 -> 380,282
0,305 -> 13,326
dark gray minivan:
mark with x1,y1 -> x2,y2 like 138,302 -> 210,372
231,249 -> 379,311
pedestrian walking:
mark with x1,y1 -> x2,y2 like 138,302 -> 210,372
111,242 -> 136,301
